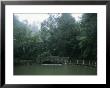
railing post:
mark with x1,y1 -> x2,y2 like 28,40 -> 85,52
89,60 -> 90,65
83,59 -> 84,65
77,59 -> 78,64
95,62 -> 96,66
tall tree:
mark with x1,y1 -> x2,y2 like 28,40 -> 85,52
79,13 -> 97,61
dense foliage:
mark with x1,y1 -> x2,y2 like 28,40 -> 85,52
14,13 -> 97,64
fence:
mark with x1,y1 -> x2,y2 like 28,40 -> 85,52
14,57 -> 97,67
71,59 -> 97,67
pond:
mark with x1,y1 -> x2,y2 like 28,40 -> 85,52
14,64 -> 97,75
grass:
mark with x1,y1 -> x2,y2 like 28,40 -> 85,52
14,64 -> 97,75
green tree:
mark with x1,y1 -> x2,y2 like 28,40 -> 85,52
14,15 -> 41,64
79,13 -> 97,61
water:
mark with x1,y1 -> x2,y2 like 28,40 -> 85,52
14,64 -> 97,75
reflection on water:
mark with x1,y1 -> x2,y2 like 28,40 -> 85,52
14,64 -> 97,75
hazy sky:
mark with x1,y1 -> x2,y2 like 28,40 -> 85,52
15,13 -> 82,29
